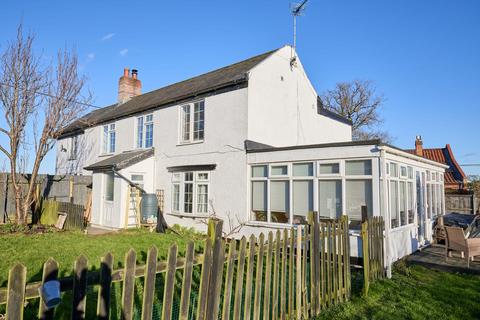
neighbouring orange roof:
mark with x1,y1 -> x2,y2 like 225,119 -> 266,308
405,144 -> 467,188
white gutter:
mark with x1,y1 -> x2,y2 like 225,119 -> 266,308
378,145 -> 449,169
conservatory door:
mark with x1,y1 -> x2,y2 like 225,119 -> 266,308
416,171 -> 425,243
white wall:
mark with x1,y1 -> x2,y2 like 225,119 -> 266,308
154,88 -> 250,230
247,46 -> 352,147
56,127 -> 99,176
119,157 -> 155,227
56,113 -> 140,176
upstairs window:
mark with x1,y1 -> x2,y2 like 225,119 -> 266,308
137,114 -> 153,148
103,124 -> 116,153
180,101 -> 204,143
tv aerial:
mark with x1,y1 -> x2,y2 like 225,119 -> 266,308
290,0 -> 309,66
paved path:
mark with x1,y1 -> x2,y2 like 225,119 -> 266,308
86,225 -> 116,235
407,245 -> 480,274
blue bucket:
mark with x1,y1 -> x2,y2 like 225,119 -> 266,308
41,280 -> 61,309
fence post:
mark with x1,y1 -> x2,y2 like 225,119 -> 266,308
72,255 -> 88,320
97,253 -> 113,320
205,218 -> 224,320
121,249 -> 137,320
196,239 -> 212,320
141,246 -> 158,320
6,263 -> 26,320
296,226 -> 302,320
38,258 -> 59,319
162,244 -> 178,320
179,242 -> 195,320
361,221 -> 370,296
253,233 -> 265,320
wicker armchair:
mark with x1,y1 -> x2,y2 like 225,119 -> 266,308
445,226 -> 480,268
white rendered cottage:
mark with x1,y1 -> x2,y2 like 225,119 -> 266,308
56,45 -> 447,267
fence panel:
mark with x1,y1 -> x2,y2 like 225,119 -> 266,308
1,216 -> 354,319
362,216 -> 386,296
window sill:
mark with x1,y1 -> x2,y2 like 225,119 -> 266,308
176,140 -> 204,147
246,221 -> 296,229
167,212 -> 211,219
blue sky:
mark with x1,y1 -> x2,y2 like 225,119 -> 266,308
0,0 -> 479,175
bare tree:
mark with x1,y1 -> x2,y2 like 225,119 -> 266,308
319,79 -> 393,142
0,24 -> 89,224
0,25 -> 43,224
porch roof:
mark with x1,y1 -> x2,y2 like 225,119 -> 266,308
84,149 -> 154,171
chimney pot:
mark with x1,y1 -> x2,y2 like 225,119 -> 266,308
118,68 -> 141,103
415,135 -> 423,157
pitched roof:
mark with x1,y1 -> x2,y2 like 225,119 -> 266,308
60,49 -> 280,137
316,97 -> 353,126
84,149 -> 154,171
405,144 -> 467,186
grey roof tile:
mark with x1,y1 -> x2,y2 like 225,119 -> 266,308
84,149 -> 154,171
61,49 -> 279,137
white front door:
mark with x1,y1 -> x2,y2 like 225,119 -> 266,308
102,172 -> 115,227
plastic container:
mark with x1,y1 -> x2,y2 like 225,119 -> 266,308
141,193 -> 158,224
41,280 -> 61,309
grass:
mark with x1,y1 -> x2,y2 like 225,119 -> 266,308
317,263 -> 480,320
0,225 -> 205,286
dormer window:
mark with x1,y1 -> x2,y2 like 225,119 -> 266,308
137,114 -> 153,148
180,101 -> 204,144
102,123 -> 116,153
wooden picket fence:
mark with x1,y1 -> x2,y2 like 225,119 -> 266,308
0,215 -> 351,319
361,216 -> 385,296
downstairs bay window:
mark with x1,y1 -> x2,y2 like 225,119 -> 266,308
172,171 -> 209,215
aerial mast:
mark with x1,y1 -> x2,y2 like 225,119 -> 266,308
290,0 -> 309,65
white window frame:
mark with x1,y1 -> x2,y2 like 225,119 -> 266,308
136,114 -> 154,149
249,158 -> 374,226
386,161 -> 416,229
179,100 -> 205,144
269,163 -> 290,178
318,161 -> 341,176
102,123 -> 116,154
171,171 -> 210,215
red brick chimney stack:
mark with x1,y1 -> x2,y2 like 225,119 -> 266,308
118,68 -> 141,103
415,135 -> 423,157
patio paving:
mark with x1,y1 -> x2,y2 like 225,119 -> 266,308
86,225 -> 116,235
407,245 -> 480,274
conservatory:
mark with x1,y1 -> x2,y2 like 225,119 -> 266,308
245,140 -> 448,265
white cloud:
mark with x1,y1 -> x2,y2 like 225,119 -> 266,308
119,49 -> 129,56
87,53 -> 95,61
101,33 -> 115,41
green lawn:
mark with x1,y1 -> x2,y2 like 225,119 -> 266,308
0,226 -> 205,286
317,263 -> 480,320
